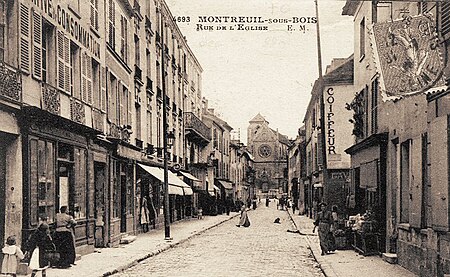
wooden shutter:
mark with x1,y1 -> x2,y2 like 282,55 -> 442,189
101,67 -> 106,111
64,36 -> 70,93
87,55 -> 92,104
19,3 -> 30,73
57,30 -> 70,94
108,0 -> 115,48
409,137 -> 423,228
90,0 -> 99,31
430,115 -> 450,231
81,52 -> 93,104
441,3 -> 450,40
32,10 -> 42,80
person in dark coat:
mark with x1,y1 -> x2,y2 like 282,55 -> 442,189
313,202 -> 333,255
26,222 -> 55,277
265,196 -> 270,207
54,206 -> 77,268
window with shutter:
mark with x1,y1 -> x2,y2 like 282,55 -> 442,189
90,0 -> 99,31
441,3 -> 450,41
32,10 -> 42,80
19,3 -> 30,73
108,0 -> 115,49
409,137 -> 422,228
57,30 -> 71,94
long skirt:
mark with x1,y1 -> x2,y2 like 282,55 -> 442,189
54,231 -> 76,266
318,222 -> 331,253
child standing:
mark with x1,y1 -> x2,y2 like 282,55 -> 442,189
1,235 -> 25,277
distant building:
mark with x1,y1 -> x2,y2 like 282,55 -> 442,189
247,114 -> 290,197
287,126 -> 306,214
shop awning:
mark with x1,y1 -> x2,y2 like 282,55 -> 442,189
138,164 -> 192,196
217,180 -> 233,190
178,171 -> 201,182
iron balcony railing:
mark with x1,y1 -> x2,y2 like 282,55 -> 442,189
184,112 -> 211,142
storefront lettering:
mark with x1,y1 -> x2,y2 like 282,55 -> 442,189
30,0 -> 101,59
326,87 -> 336,155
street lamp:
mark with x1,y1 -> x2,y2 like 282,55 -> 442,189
167,130 -> 176,148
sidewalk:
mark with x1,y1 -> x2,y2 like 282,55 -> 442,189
287,210 -> 417,277
42,213 -> 239,277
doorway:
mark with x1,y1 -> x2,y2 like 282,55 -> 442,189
94,162 -> 106,247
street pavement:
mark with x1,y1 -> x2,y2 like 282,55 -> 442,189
45,214 -> 238,277
34,203 -> 419,277
116,202 -> 323,277
286,209 -> 418,277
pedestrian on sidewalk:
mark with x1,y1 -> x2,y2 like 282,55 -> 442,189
265,196 -> 270,207
140,196 -> 150,233
197,207 -> 203,219
54,206 -> 76,268
313,202 -> 333,256
25,219 -> 55,277
236,206 -> 251,227
1,235 -> 24,277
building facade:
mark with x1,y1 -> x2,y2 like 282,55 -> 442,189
343,1 -> 450,275
247,114 -> 290,198
0,0 -> 208,254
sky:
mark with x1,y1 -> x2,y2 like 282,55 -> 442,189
165,0 -> 354,143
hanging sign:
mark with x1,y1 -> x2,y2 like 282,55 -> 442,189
371,14 -> 446,99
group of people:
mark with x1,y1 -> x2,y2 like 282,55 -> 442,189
313,202 -> 339,256
1,206 -> 77,277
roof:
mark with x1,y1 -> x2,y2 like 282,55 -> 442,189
249,113 -> 268,123
342,1 -> 360,16
323,55 -> 354,84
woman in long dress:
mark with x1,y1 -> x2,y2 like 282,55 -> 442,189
313,202 -> 333,255
237,205 -> 251,227
140,196 -> 150,232
54,206 -> 77,268
26,222 -> 54,277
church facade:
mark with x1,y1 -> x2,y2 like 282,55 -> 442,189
247,114 -> 290,197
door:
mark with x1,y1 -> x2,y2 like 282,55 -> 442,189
94,162 -> 106,247
120,173 -> 127,233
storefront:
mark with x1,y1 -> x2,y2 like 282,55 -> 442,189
345,133 -> 387,253
21,108 -> 99,255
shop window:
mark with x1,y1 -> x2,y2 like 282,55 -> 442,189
30,138 -> 56,225
57,144 -> 87,220
400,140 -> 411,223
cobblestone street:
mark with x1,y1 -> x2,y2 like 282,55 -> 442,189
116,204 -> 323,277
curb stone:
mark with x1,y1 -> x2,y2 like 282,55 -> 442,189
102,214 -> 240,276
286,210 -> 336,277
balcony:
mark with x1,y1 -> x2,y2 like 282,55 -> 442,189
184,112 -> 211,145
0,61 -> 22,104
